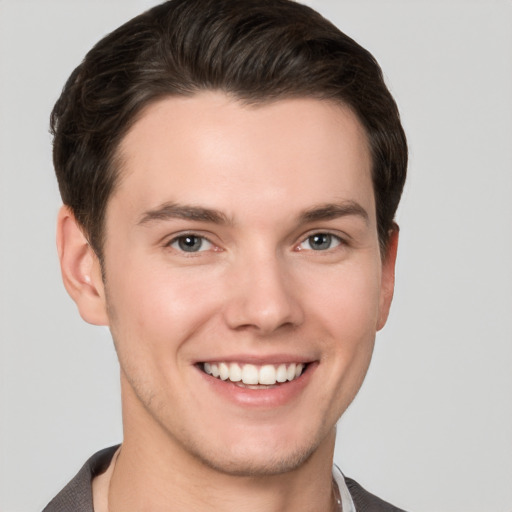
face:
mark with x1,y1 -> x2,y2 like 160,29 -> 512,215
97,92 -> 396,476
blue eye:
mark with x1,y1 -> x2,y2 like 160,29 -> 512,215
299,233 -> 341,251
170,235 -> 212,253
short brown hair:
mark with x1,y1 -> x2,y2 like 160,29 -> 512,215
51,0 -> 407,260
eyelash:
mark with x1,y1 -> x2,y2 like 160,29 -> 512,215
165,231 -> 346,255
296,232 -> 344,252
166,233 -> 216,253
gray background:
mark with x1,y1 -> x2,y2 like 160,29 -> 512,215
1,1 -> 511,511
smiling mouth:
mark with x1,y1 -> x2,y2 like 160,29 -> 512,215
200,362 -> 307,388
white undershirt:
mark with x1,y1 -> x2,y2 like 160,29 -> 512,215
92,450 -> 357,512
333,464 -> 357,512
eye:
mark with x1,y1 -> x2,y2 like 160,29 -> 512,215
298,233 -> 342,251
169,234 -> 213,253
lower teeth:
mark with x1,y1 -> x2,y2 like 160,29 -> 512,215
235,382 -> 277,390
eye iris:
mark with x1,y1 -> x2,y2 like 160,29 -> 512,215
178,235 -> 203,252
308,233 -> 332,250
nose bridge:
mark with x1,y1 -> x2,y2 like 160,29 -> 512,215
224,246 -> 303,333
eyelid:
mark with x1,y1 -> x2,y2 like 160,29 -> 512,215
165,231 -> 220,253
295,230 -> 347,251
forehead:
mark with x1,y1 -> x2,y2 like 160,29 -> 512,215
112,92 -> 374,223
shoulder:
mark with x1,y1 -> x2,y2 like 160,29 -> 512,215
345,476 -> 409,512
42,445 -> 119,512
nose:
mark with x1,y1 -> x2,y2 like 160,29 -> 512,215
223,253 -> 304,335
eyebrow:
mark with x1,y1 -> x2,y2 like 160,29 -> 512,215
138,202 -> 231,226
138,200 -> 369,227
298,201 -> 369,225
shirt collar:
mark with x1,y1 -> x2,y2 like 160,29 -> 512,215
333,464 -> 357,512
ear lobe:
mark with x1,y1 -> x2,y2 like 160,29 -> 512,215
56,206 -> 109,326
376,227 -> 399,331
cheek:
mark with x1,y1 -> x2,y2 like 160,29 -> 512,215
104,256 -> 225,361
306,259 -> 382,336
308,260 -> 381,388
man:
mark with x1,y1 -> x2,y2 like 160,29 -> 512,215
44,0 -> 407,510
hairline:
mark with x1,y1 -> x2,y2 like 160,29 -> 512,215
94,89 -> 390,265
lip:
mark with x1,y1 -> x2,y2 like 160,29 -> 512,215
196,360 -> 318,408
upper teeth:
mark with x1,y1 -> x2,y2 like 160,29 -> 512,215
203,362 -> 305,385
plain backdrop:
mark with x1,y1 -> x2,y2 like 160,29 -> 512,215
1,1 -> 511,511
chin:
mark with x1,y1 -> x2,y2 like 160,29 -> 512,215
178,423 -> 333,477
190,443 -> 318,477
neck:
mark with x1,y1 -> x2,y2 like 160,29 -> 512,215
109,401 -> 337,512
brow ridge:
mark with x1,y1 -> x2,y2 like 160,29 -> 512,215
138,202 -> 231,226
138,200 -> 368,227
299,201 -> 369,224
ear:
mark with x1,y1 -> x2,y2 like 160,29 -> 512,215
56,205 -> 109,326
376,226 -> 399,331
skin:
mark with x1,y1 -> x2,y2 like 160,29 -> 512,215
57,92 -> 398,512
